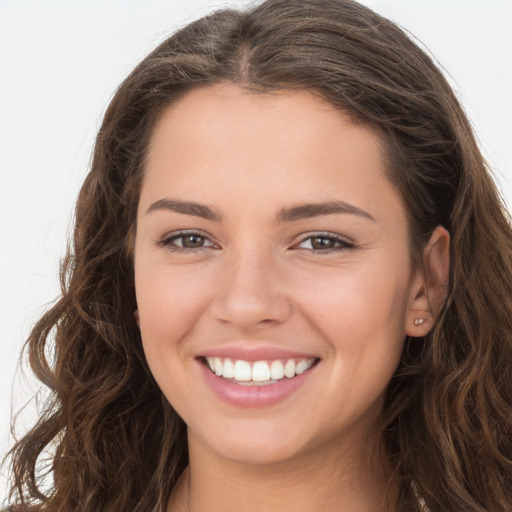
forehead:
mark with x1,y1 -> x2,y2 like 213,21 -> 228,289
141,84 -> 402,227
149,84 -> 380,150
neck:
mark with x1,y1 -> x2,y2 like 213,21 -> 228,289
167,430 -> 395,512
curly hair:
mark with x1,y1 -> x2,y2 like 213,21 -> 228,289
6,1 -> 512,511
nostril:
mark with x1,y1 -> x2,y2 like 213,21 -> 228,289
209,282 -> 293,329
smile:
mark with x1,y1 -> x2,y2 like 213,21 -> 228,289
204,357 -> 318,385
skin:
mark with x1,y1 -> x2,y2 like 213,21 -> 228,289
134,84 -> 449,512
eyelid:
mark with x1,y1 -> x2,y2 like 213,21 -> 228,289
155,230 -> 354,253
157,229 -> 219,251
292,232 -> 355,252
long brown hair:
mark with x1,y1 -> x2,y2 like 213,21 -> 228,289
6,1 -> 512,510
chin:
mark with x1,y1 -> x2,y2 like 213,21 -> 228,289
190,420 -> 313,466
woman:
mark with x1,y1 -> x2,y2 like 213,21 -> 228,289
6,0 -> 511,511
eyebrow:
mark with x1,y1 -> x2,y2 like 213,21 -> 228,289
275,200 -> 375,223
146,198 -> 375,223
146,198 -> 222,221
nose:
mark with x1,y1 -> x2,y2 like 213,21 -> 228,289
210,249 -> 293,332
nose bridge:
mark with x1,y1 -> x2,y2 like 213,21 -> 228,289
211,241 -> 292,329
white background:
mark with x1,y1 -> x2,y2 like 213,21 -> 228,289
1,0 -> 511,503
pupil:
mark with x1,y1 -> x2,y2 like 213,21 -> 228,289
312,237 -> 333,249
184,235 -> 203,248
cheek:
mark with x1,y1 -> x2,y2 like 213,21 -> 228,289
306,273 -> 409,418
134,262 -> 217,416
295,262 -> 410,337
134,261 -> 214,361
293,260 -> 410,390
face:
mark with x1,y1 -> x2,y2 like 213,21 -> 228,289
134,84 -> 426,467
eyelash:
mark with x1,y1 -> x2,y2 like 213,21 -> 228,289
158,230 -> 355,254
294,233 -> 354,252
157,231 -> 217,253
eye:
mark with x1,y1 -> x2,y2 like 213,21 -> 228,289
158,231 -> 217,252
294,233 -> 354,252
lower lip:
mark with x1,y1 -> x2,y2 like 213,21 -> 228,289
198,360 -> 318,408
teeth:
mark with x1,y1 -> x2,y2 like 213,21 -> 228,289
284,359 -> 296,378
234,360 -> 251,381
214,357 -> 223,376
204,357 -> 316,384
252,361 -> 271,382
223,358 -> 234,379
270,360 -> 285,380
295,360 -> 308,374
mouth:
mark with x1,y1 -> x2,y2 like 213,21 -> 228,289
200,356 -> 320,386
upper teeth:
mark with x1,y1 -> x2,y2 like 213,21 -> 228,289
205,357 -> 315,383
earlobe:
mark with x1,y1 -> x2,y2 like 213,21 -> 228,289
406,226 -> 450,336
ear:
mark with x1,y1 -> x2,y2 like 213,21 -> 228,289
134,309 -> 140,329
406,226 -> 450,337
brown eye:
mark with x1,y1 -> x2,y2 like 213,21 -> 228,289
296,234 -> 354,252
159,231 -> 216,252
310,236 -> 336,250
180,234 -> 206,248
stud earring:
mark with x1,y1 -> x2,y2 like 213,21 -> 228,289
414,318 -> 425,326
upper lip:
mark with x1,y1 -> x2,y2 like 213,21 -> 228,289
199,345 -> 319,361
